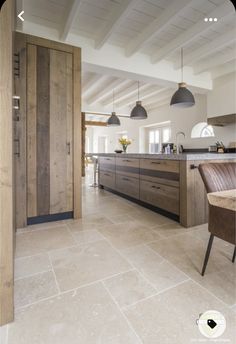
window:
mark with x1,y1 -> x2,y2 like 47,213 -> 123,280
191,122 -> 215,138
147,125 -> 171,153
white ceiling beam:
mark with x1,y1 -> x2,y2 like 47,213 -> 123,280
102,82 -> 147,106
83,74 -> 106,97
147,100 -> 170,112
144,91 -> 174,108
86,79 -> 129,105
117,87 -> 168,108
211,60 -> 236,79
126,0 -> 191,57
60,0 -> 82,41
174,30 -> 236,69
95,0 -> 138,50
194,49 -> 236,74
151,1 -> 233,64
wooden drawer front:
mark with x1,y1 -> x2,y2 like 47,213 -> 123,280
140,180 -> 179,215
99,171 -> 115,189
116,157 -> 139,178
116,174 -> 139,199
140,159 -> 179,187
99,157 -> 115,172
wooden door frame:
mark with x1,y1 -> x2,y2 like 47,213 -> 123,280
14,33 -> 82,226
0,0 -> 14,326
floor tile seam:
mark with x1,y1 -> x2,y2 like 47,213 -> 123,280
66,226 -> 106,245
16,223 -> 67,235
122,278 -> 191,311
14,269 -> 53,281
101,281 -> 144,344
47,252 -> 61,295
101,238 -> 160,292
14,268 -> 136,312
187,277 -> 233,309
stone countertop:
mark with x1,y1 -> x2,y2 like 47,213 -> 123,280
86,153 -> 236,161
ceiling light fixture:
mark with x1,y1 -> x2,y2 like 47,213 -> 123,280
170,48 -> 195,108
107,90 -> 120,126
130,81 -> 148,119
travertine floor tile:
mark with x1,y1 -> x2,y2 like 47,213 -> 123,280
104,270 -> 156,308
0,325 -> 8,344
124,280 -> 236,344
121,245 -> 188,292
50,240 -> 131,291
15,253 -> 51,280
98,222 -> 162,249
69,229 -> 105,245
9,283 -> 141,344
14,271 -> 58,309
15,226 -> 76,258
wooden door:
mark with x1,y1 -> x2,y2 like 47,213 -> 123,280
26,45 -> 73,222
0,0 -> 14,325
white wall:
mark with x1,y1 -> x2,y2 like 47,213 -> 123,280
207,72 -> 236,118
91,93 -> 236,153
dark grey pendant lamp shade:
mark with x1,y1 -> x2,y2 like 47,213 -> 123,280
170,48 -> 195,108
107,90 -> 120,126
130,81 -> 147,119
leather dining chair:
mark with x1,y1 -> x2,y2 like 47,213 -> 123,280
198,162 -> 236,276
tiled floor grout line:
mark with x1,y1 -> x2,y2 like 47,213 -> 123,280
47,253 -> 61,295
122,278 -> 191,311
144,244 -> 233,309
14,268 -> 135,312
14,269 -> 52,281
102,281 -> 144,344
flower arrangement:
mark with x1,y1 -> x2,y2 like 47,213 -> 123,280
119,137 -> 132,153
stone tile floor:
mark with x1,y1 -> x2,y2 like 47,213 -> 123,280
1,168 -> 236,343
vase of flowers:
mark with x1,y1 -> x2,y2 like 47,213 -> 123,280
119,137 -> 132,153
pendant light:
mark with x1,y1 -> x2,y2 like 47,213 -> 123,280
107,90 -> 120,126
130,81 -> 147,119
170,48 -> 195,108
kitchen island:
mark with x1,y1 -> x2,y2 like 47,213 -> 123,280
97,153 -> 236,227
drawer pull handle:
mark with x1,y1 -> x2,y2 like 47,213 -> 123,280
190,164 -> 198,169
122,159 -> 132,162
151,161 -> 161,165
122,177 -> 130,181
105,158 -> 111,160
104,173 -> 110,176
151,185 -> 161,190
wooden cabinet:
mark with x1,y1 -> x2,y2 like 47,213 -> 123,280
14,33 -> 81,227
99,171 -> 115,189
99,157 -> 115,172
140,180 -> 179,215
116,157 -> 139,178
116,174 -> 139,199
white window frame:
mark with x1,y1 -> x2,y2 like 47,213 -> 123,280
146,124 -> 171,153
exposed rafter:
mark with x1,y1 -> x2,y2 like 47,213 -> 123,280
86,79 -> 129,105
126,0 -> 191,57
83,74 -> 107,97
174,30 -> 236,69
95,0 -> 138,49
102,82 -> 147,106
60,0 -> 82,41
211,60 -> 236,79
194,49 -> 236,74
144,91 -> 173,108
117,87 -> 168,108
151,1 -> 233,64
147,99 -> 170,112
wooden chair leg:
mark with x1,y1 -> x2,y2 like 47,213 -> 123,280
201,234 -> 214,276
232,246 -> 236,263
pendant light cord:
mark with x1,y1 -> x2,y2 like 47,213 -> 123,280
138,81 -> 140,101
181,48 -> 183,83
113,89 -> 115,112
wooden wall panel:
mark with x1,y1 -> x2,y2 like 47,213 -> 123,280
66,53 -> 73,211
73,47 -> 82,219
36,46 -> 50,215
14,33 -> 27,228
0,0 -> 14,325
27,44 -> 37,217
49,50 -> 71,214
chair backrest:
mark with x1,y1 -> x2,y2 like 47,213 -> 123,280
198,162 -> 236,193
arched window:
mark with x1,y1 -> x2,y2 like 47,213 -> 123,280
191,122 -> 215,138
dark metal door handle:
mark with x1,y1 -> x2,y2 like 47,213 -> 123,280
190,164 -> 198,169
67,142 -> 71,155
14,139 -> 20,157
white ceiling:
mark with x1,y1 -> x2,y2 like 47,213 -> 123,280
18,0 -> 236,114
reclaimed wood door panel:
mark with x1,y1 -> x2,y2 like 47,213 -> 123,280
49,49 -> 73,214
